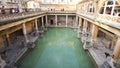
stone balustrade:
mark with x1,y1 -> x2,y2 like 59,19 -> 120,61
0,11 -> 45,25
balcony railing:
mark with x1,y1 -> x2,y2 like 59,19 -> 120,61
77,12 -> 95,21
0,10 -> 76,26
0,11 -> 45,25
96,14 -> 120,29
77,11 -> 120,29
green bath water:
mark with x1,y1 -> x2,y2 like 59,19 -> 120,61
18,28 -> 96,68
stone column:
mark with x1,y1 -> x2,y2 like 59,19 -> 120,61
81,20 -> 88,43
83,20 -> 88,32
66,15 -> 68,27
35,19 -> 39,33
42,16 -> 44,28
6,34 -> 10,46
46,15 -> 48,27
22,23 -> 28,43
77,17 -> 82,38
79,17 -> 82,27
112,36 -> 120,63
91,24 -> 98,42
76,16 -> 79,27
55,15 -> 57,26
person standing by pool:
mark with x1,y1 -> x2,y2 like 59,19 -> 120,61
1,6 -> 5,14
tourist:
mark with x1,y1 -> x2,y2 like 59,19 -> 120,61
104,52 -> 110,58
1,6 -> 5,14
15,8 -> 19,13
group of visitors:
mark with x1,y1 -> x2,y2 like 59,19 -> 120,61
1,6 -> 19,14
47,8 -> 65,11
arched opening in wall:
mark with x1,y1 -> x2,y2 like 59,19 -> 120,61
50,19 -> 54,25
48,15 -> 55,26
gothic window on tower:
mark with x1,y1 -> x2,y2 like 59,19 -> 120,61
99,0 -> 120,17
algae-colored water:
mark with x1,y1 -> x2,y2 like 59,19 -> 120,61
18,28 -> 96,68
